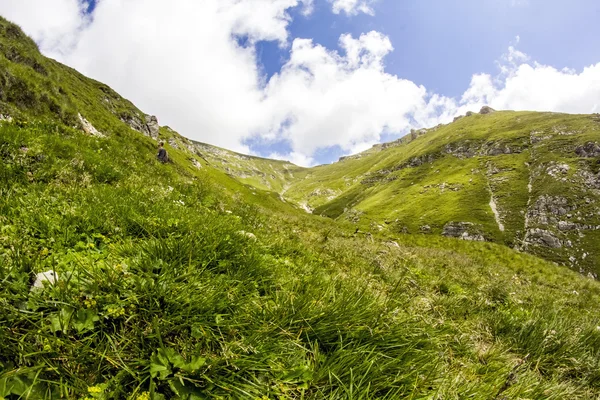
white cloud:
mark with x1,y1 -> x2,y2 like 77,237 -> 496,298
0,0 -> 89,56
0,1 -> 599,166
329,0 -> 376,15
259,31 -> 429,156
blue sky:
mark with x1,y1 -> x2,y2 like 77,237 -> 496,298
247,0 -> 600,163
3,0 -> 599,166
259,0 -> 600,96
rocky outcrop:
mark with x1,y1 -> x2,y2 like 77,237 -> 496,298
442,222 -> 485,241
78,114 -> 104,137
145,115 -> 160,140
121,113 -> 160,140
575,142 -> 600,158
578,170 -> 600,190
525,228 -> 562,248
480,106 -> 495,115
528,195 -> 574,224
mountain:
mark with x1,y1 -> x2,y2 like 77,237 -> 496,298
2,16 -> 600,399
281,109 -> 600,276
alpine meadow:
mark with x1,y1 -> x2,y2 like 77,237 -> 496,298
2,14 -> 600,400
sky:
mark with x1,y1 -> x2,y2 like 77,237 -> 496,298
0,0 -> 599,166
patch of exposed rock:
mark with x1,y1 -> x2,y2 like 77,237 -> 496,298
525,228 -> 562,248
309,188 -> 339,200
121,114 -> 160,140
145,115 -> 160,140
0,114 -> 12,122
78,114 -> 104,137
528,195 -> 574,225
442,222 -> 485,241
479,106 -> 495,115
546,163 -> 570,179
578,170 -> 600,190
575,142 -> 600,158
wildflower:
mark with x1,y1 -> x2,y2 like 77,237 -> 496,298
136,392 -> 150,400
87,386 -> 103,394
84,298 -> 97,308
105,305 -> 126,318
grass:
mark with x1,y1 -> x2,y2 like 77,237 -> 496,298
283,111 -> 600,275
2,15 -> 600,399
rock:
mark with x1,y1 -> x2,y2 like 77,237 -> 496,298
121,114 -> 148,135
145,115 -> 160,140
0,114 -> 13,123
191,158 -> 202,169
575,142 -> 600,158
526,228 -> 562,248
453,115 -> 464,122
442,222 -> 485,241
167,138 -> 179,149
420,225 -> 431,233
31,270 -> 59,291
546,163 -> 570,178
558,221 -> 577,231
479,106 -> 496,115
466,111 -> 474,117
78,114 -> 104,137
237,231 -> 257,241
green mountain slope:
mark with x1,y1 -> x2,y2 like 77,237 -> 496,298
2,16 -> 600,399
282,111 -> 600,275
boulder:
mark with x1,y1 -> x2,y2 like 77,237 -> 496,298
479,106 -> 496,115
31,270 -> 59,291
526,228 -> 562,248
575,142 -> 600,158
145,115 -> 160,140
442,222 -> 485,241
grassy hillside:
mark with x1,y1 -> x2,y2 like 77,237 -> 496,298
2,16 -> 600,399
283,111 -> 600,275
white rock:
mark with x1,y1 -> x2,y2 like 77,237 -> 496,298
237,231 -> 257,240
32,270 -> 59,291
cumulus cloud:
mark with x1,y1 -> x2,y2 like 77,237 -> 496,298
0,0 -> 89,56
459,46 -> 600,115
329,0 -> 376,15
0,1 -> 599,167
259,31 -> 429,156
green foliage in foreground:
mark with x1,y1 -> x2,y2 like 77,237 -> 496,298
2,117 -> 600,400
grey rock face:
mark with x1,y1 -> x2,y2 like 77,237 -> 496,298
526,228 -> 562,248
558,221 -> 577,231
442,222 -> 485,241
420,225 -> 431,233
121,114 -> 148,135
528,196 -> 573,225
480,106 -> 496,115
575,142 -> 600,158
145,115 -> 160,140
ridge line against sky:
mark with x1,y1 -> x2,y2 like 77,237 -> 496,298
1,0 -> 599,166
